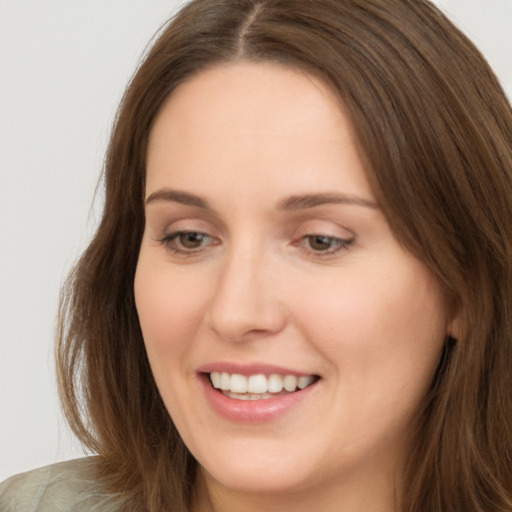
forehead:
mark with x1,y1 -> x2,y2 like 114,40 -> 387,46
145,61 -> 373,203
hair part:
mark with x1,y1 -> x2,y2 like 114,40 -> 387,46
57,1 -> 512,510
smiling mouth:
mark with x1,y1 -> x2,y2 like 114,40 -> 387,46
208,372 -> 320,400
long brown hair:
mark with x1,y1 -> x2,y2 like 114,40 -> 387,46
57,1 -> 512,510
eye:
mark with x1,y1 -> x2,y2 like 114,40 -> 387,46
175,232 -> 209,249
301,234 -> 353,255
159,231 -> 215,254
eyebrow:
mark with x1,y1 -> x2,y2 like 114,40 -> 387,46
145,189 -> 213,209
278,193 -> 378,210
145,188 -> 378,211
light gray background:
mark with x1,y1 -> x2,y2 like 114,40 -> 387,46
1,0 -> 511,481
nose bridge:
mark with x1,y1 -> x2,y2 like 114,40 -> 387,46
207,235 -> 285,342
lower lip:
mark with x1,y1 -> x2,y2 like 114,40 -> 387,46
199,374 -> 318,423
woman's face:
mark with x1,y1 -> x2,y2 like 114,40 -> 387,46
135,62 -> 455,506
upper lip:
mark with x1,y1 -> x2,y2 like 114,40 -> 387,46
197,362 -> 318,377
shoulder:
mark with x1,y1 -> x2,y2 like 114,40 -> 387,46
0,458 -> 121,512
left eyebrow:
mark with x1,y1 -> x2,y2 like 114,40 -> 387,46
277,193 -> 378,211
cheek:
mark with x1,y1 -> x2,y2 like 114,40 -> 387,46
289,258 -> 448,397
134,257 -> 207,358
296,256 -> 447,346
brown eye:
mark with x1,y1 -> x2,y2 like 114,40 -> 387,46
301,235 -> 353,255
177,232 -> 208,249
159,231 -> 214,254
306,235 -> 338,252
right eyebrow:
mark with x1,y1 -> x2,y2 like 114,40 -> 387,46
145,188 -> 212,210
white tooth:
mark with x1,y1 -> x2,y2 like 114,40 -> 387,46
283,375 -> 298,392
220,372 -> 231,391
268,374 -> 284,393
298,375 -> 314,389
210,372 -> 221,389
226,390 -> 275,400
230,373 -> 248,393
227,391 -> 250,400
248,374 -> 268,394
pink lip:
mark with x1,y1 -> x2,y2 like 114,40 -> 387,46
197,364 -> 320,423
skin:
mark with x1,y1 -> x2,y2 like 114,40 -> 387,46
134,62 -> 457,512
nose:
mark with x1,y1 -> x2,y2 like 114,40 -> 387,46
206,244 -> 287,343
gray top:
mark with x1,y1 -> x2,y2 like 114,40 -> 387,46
0,458 -> 122,512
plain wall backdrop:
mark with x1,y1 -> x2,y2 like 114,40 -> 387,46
1,0 -> 511,481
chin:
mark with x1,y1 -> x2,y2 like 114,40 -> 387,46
193,437 -> 332,497
202,463 -> 313,496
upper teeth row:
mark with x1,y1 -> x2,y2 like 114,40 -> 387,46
210,372 -> 315,394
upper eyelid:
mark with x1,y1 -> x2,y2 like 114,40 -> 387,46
149,216 -> 219,237
292,220 -> 355,239
147,211 -> 226,238
145,200 -> 362,241
144,204 -> 225,233
149,215 -> 356,243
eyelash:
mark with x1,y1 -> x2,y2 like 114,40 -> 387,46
157,231 -> 215,255
297,235 -> 354,256
156,231 -> 354,257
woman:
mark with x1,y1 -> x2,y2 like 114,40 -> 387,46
2,0 -> 512,511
